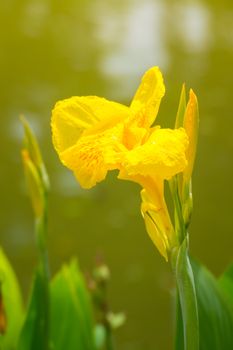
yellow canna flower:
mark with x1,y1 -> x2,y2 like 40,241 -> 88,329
51,67 -> 189,259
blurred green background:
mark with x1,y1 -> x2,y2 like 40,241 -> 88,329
1,0 -> 233,349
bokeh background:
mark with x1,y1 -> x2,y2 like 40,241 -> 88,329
1,0 -> 233,349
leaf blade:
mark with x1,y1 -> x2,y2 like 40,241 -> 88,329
50,260 -> 96,350
0,248 -> 23,350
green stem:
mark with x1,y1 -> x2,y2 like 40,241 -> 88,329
36,209 -> 49,279
169,176 -> 186,243
35,194 -> 50,350
172,237 -> 199,350
105,325 -> 115,350
175,289 -> 184,350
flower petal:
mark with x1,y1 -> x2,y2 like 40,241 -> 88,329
140,183 -> 171,261
123,128 -> 188,180
59,125 -> 125,189
130,67 -> 165,127
51,96 -> 130,153
142,209 -> 168,260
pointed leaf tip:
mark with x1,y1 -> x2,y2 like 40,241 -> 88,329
175,84 -> 187,129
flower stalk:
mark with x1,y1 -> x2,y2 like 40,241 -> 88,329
170,178 -> 199,350
171,237 -> 199,350
21,117 -> 50,350
169,85 -> 200,350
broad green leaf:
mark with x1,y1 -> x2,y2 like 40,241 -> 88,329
50,260 -> 95,350
176,258 -> 233,350
0,248 -> 23,350
218,264 -> 233,307
17,265 -> 50,350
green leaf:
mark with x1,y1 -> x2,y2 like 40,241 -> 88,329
176,258 -> 233,350
218,264 -> 233,307
17,265 -> 50,350
50,260 -> 96,350
0,248 -> 23,350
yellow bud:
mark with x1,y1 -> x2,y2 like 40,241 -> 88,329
140,185 -> 177,261
183,89 -> 199,182
21,149 -> 44,218
180,89 -> 199,229
21,116 -> 42,168
21,116 -> 49,192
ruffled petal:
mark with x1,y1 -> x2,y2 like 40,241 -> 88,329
123,128 -> 188,180
59,125 -> 125,189
51,96 -> 130,153
130,67 -> 165,127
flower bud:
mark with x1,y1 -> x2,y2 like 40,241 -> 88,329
21,149 -> 44,218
